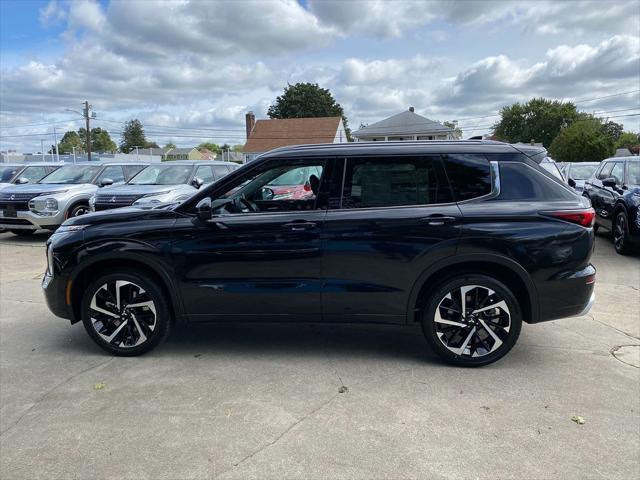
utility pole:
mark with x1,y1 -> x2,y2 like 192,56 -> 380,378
134,146 -> 140,161
83,101 -> 92,161
71,146 -> 77,163
53,127 -> 60,162
40,139 -> 45,162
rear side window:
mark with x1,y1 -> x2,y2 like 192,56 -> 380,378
498,163 -> 576,201
341,156 -> 452,209
443,154 -> 492,201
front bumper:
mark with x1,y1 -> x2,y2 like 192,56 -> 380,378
42,271 -> 73,321
0,209 -> 66,230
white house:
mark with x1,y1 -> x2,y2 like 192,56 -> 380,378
353,107 -> 456,142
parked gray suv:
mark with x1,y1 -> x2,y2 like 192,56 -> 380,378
90,160 -> 239,211
0,163 -> 62,190
0,162 -> 146,235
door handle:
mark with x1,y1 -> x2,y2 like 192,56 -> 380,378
419,216 -> 456,226
283,222 -> 316,231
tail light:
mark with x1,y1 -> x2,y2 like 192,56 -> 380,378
542,208 -> 596,227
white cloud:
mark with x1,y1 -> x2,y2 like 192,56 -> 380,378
38,0 -> 66,27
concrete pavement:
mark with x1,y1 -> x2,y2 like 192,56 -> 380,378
0,231 -> 638,479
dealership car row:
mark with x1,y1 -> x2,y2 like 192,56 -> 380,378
0,150 -> 639,254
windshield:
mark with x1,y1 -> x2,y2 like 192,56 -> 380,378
628,162 -> 640,185
39,165 -> 100,184
129,165 -> 192,185
0,166 -> 21,182
569,164 -> 598,180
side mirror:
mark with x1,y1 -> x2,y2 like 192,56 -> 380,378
98,178 -> 113,187
195,197 -> 212,221
192,177 -> 204,189
602,177 -> 616,188
15,177 -> 29,185
568,178 -> 576,188
259,187 -> 274,200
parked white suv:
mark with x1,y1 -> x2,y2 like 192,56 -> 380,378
0,162 -> 146,236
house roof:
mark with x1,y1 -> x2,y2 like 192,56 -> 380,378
166,147 -> 197,155
353,110 -> 453,137
139,147 -> 172,156
244,116 -> 342,153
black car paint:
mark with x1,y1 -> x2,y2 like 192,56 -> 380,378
583,157 -> 640,245
44,141 -> 595,331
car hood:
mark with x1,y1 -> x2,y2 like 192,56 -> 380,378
1,184 -> 77,195
98,184 -> 186,196
64,203 -> 179,227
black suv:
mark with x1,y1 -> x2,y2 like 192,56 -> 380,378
43,141 -> 596,366
583,156 -> 640,254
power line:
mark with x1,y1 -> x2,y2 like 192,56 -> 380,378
0,117 -> 84,129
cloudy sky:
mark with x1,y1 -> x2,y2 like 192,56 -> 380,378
1,0 -> 639,153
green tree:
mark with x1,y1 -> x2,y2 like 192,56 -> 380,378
615,132 -> 640,155
493,98 -> 582,147
164,142 -> 176,149
231,144 -> 244,152
600,120 -> 624,142
268,82 -> 352,140
57,131 -> 84,154
119,119 -> 147,153
197,142 -> 222,154
548,118 -> 615,163
443,121 -> 463,140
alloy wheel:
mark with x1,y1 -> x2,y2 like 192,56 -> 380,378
90,280 -> 157,348
614,213 -> 626,250
72,206 -> 90,216
433,285 -> 511,358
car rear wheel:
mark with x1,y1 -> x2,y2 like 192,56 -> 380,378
81,270 -> 171,356
421,275 -> 522,367
613,210 -> 632,255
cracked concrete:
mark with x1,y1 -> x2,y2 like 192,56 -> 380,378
0,231 -> 639,480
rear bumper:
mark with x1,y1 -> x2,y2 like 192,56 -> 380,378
534,264 -> 596,323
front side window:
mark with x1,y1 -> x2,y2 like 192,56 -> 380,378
212,165 -> 230,180
97,166 -> 125,184
195,165 -> 215,183
129,165 -> 193,185
124,165 -> 145,180
39,165 -> 101,184
211,159 -> 325,213
597,162 -> 614,180
628,162 -> 640,185
0,166 -> 21,182
341,156 -> 452,209
18,166 -> 47,182
443,154 -> 492,201
610,162 -> 624,185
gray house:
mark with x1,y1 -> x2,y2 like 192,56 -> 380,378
353,107 -> 456,142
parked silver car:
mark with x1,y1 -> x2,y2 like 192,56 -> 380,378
89,160 -> 240,211
0,162 -> 146,235
562,162 -> 600,194
0,163 -> 62,190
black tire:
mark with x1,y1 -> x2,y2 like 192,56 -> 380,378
613,210 -> 632,255
67,203 -> 90,218
421,274 -> 522,367
9,229 -> 35,236
81,270 -> 171,356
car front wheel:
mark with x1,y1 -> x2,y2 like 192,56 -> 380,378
81,270 -> 171,356
613,210 -> 632,255
421,275 -> 522,367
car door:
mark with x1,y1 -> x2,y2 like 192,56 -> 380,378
588,161 -> 613,223
600,161 -> 625,227
321,154 -> 462,324
170,157 -> 333,322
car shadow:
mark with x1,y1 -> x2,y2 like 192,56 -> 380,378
0,231 -> 52,244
